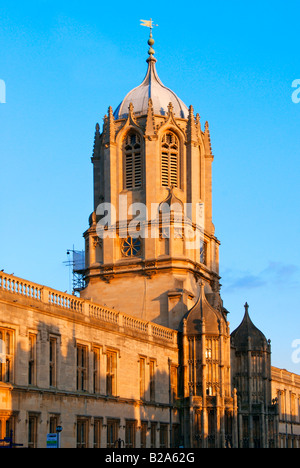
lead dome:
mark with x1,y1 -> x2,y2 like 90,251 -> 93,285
114,37 -> 189,119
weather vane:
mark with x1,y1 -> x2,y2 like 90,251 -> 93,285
140,19 -> 158,56
140,18 -> 158,32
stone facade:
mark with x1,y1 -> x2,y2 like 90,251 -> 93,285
0,33 -> 299,449
0,274 -> 179,448
1,273 -> 300,448
271,367 -> 300,448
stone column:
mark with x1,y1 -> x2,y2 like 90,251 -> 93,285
238,412 -> 243,448
102,418 -> 107,448
201,318 -> 207,447
233,388 -> 238,448
247,336 -> 253,448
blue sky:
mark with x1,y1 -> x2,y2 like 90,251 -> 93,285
1,0 -> 300,373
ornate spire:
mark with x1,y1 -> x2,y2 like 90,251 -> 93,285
204,120 -> 213,156
140,18 -> 158,57
195,113 -> 201,136
103,106 -> 115,145
145,98 -> 156,137
167,102 -> 174,116
108,106 -> 115,143
103,106 -> 116,145
92,122 -> 101,159
187,105 -> 197,144
148,30 -> 155,56
127,102 -> 138,126
114,21 -> 188,119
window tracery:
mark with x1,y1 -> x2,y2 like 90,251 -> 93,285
121,236 -> 142,257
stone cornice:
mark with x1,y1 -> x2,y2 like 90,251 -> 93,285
9,384 -> 176,409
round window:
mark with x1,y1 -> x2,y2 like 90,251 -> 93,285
121,237 -> 142,257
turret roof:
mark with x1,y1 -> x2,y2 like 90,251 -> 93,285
114,33 -> 188,120
231,303 -> 268,351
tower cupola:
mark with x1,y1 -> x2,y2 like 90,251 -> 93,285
82,27 -> 219,329
114,32 -> 188,119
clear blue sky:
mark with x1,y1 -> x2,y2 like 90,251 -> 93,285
1,0 -> 300,373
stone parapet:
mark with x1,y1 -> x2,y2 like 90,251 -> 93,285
0,271 -> 177,347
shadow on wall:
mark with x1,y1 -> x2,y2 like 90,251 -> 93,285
5,319 -> 181,448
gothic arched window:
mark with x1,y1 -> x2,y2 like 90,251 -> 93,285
124,132 -> 142,189
161,132 -> 179,188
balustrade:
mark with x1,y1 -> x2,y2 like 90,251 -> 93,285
0,271 -> 177,345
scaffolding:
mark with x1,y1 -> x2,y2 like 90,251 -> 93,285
64,248 -> 85,294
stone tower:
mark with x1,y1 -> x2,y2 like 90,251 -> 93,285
79,30 -> 239,447
81,31 -> 221,332
231,303 -> 279,447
